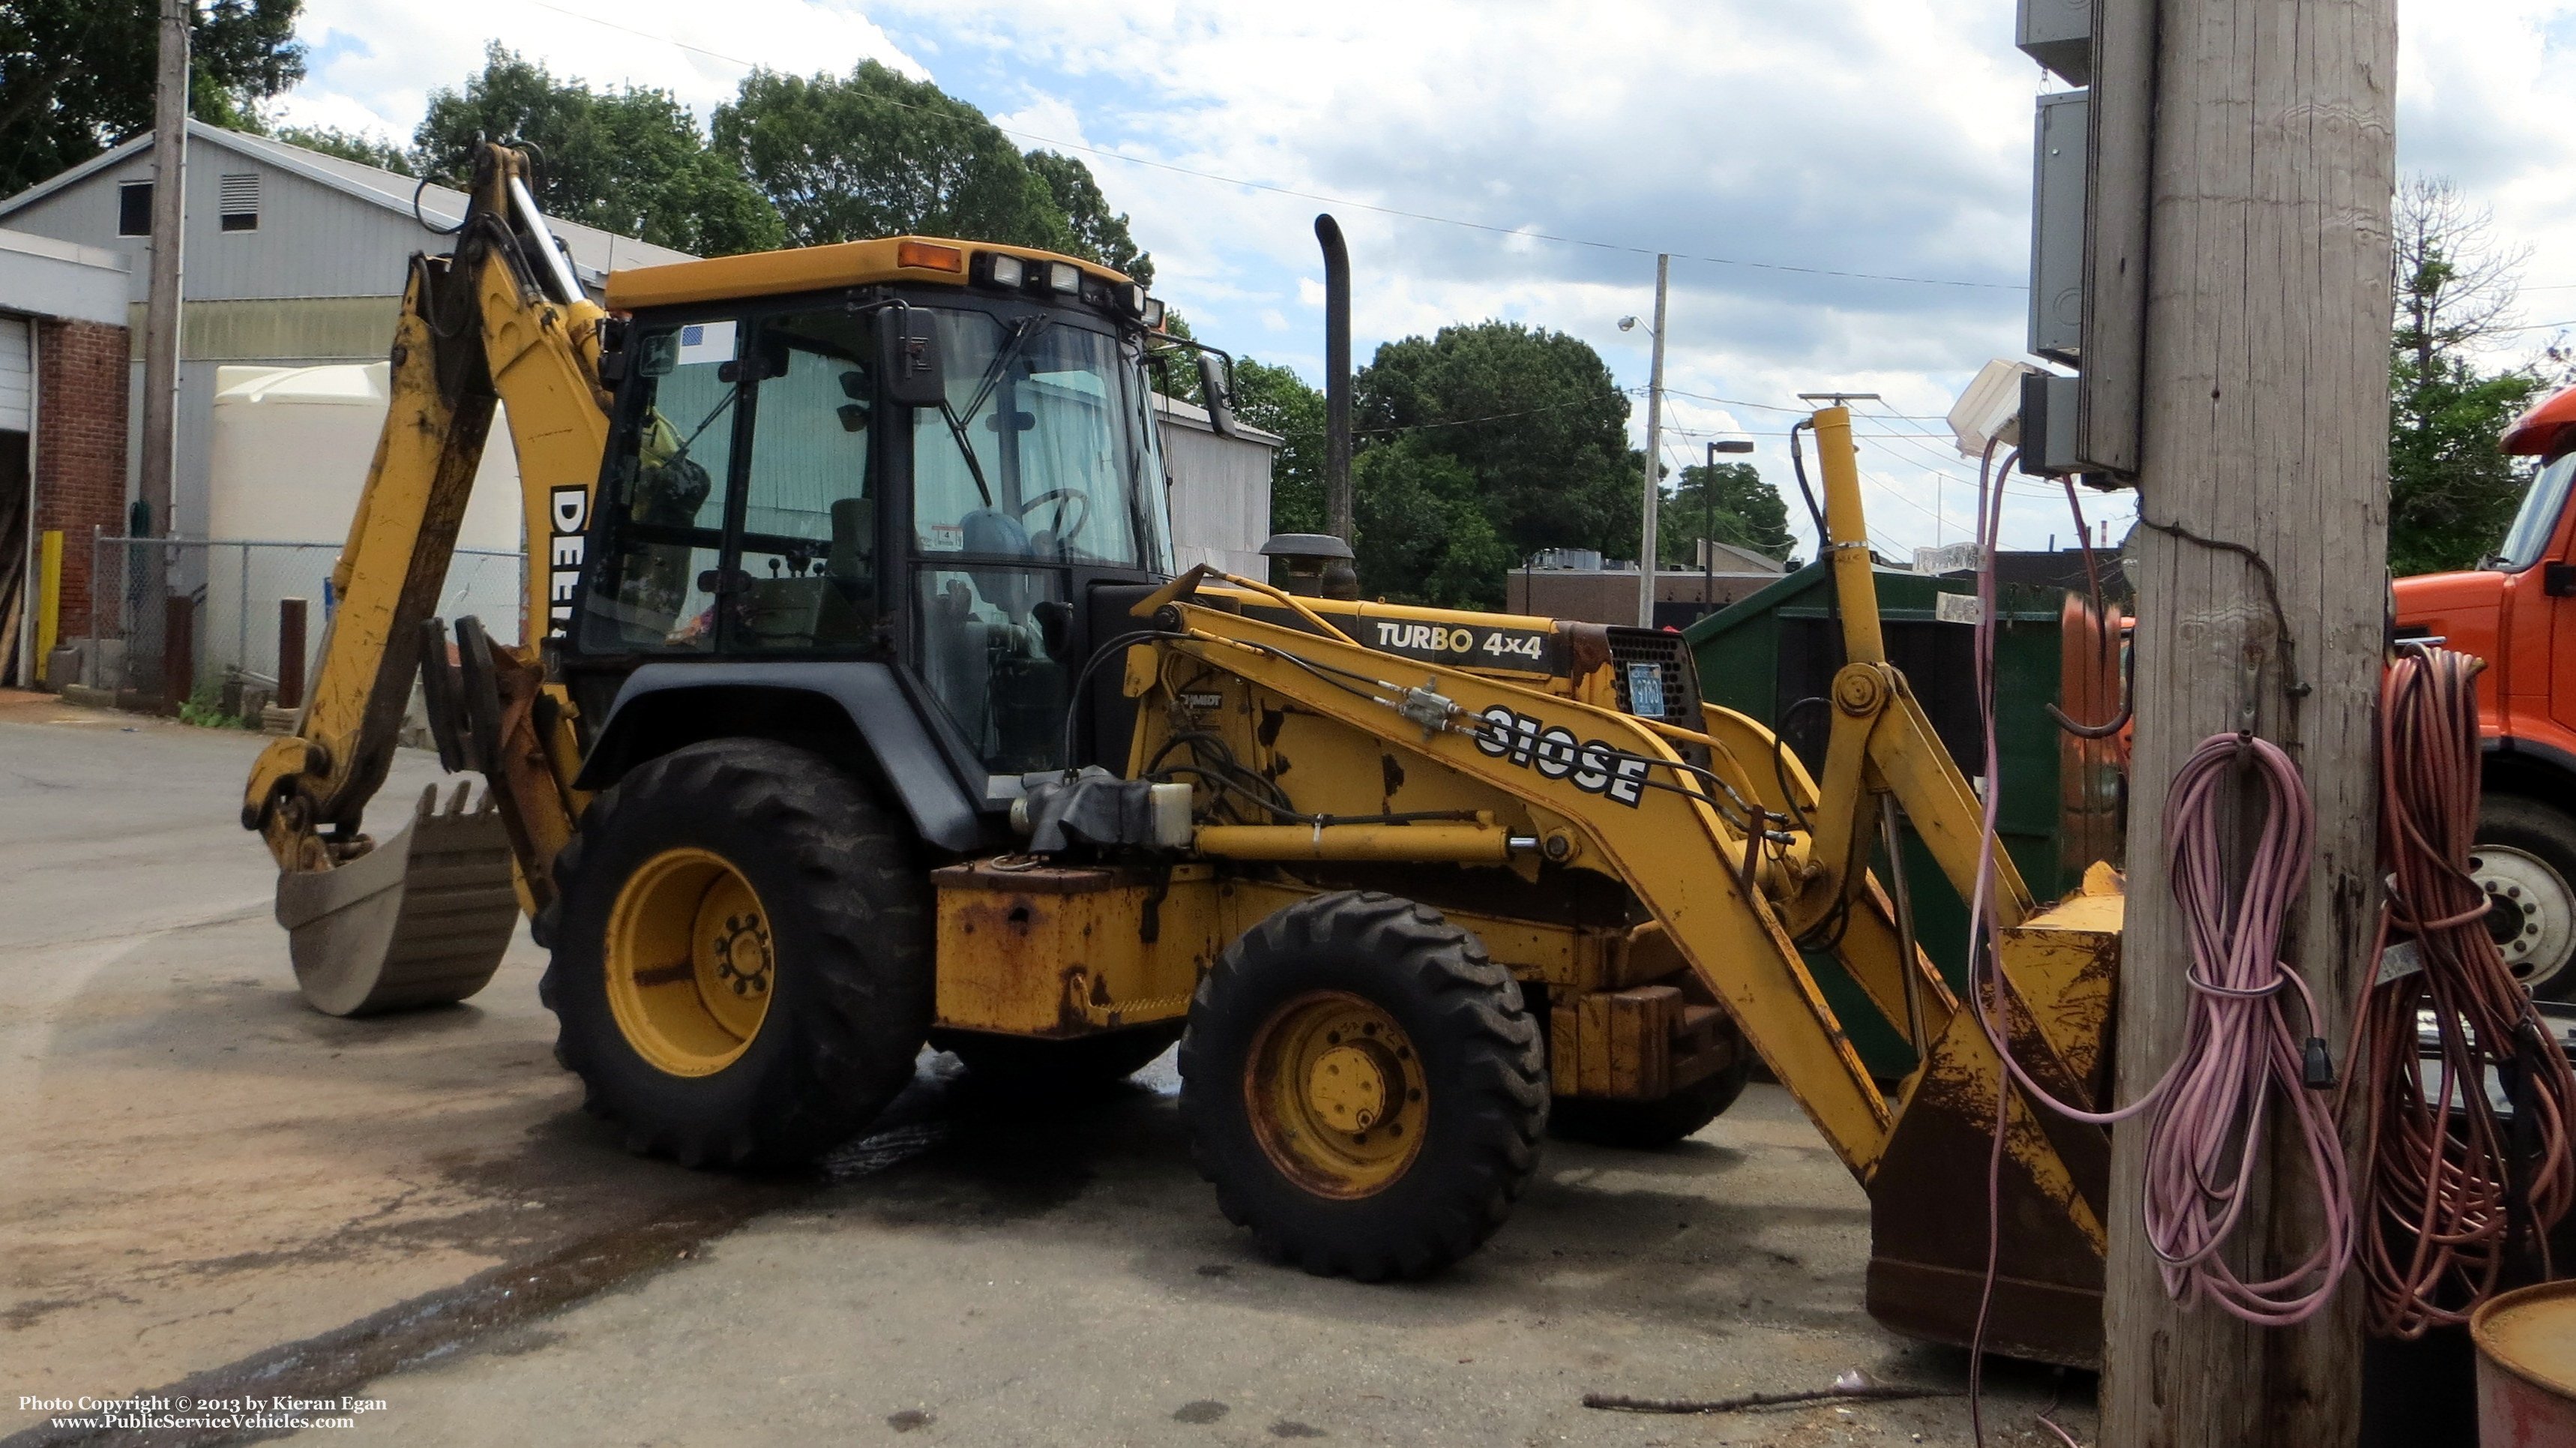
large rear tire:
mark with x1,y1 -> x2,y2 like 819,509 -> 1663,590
540,739 -> 932,1168
1179,892 -> 1547,1282
2474,793 -> 2576,1003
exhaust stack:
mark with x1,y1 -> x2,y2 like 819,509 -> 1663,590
1313,215 -> 1360,600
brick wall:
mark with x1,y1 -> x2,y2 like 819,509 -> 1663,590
31,318 -> 129,636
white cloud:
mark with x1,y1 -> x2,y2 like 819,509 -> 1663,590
268,0 -> 2576,553
272,0 -> 924,140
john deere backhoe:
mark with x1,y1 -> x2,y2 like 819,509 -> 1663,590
244,145 -> 2125,1365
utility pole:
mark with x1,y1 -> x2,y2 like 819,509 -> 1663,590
1636,253 -> 1667,628
139,0 -> 189,540
2097,0 -> 2392,1443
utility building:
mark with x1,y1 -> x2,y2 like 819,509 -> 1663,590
0,121 -> 694,546
0,229 -> 130,685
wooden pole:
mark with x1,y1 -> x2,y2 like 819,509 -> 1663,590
276,597 -> 307,710
1637,253 -> 1667,628
160,592 -> 193,716
139,0 -> 189,540
2097,1 -> 2394,1444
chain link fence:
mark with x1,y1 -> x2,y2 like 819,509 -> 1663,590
75,532 -> 521,706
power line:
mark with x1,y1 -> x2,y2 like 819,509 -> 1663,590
520,0 -> 2024,294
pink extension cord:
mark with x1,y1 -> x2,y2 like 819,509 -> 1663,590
1957,447 -> 2353,1442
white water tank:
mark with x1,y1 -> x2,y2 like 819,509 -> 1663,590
207,364 -> 525,671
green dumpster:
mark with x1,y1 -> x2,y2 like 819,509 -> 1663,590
1682,562 -> 2121,1075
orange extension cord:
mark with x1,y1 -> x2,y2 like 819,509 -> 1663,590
2350,646 -> 2576,1337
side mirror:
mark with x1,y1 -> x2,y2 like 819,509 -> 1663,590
879,310 -> 947,407
1197,352 -> 1239,437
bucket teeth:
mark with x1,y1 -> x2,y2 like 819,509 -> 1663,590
276,781 -> 521,1017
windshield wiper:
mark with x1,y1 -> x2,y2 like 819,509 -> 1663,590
936,400 -> 996,508
931,315 -> 1053,511
963,315 -> 1050,421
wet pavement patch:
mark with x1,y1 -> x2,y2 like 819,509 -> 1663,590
885,1409 -> 933,1432
1172,1400 -> 1230,1424
0,1188 -> 798,1448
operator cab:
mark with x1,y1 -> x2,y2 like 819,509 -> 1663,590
562,238 -> 1202,790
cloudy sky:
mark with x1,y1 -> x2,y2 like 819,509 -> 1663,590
270,0 -> 2576,562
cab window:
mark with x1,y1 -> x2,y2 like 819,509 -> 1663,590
2497,452 -> 2576,572
733,309 -> 879,651
577,318 -> 737,653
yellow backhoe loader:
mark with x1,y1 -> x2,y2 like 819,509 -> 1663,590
244,145 -> 2124,1366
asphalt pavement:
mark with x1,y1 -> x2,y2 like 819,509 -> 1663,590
0,691 -> 2096,1447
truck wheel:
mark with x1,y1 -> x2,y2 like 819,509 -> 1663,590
1178,892 -> 1547,1282
2474,795 -> 2576,1002
1549,1054 -> 1757,1150
938,1026 -> 1182,1090
540,739 -> 932,1168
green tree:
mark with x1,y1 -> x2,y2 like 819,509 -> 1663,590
275,123 -> 409,174
718,63 -> 1039,251
1023,148 -> 1152,285
2389,176 -> 2542,575
1232,357 -> 1325,536
414,44 -> 781,256
1657,460 -> 1796,567
0,0 -> 304,196
1349,439 -> 1514,609
1351,321 -> 1634,601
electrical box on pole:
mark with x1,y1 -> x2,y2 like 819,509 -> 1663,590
2013,0 -> 2152,484
2027,89 -> 2089,367
2015,0 -> 2092,85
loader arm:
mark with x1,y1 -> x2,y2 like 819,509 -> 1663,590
238,144 -> 609,1012
1135,579 -> 2101,1235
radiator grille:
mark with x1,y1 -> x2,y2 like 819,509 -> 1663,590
1605,627 -> 1700,725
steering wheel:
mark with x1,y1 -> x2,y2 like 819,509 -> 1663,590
1017,488 -> 1092,548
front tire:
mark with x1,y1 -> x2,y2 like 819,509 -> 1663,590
2474,793 -> 2576,1002
1179,892 -> 1547,1282
541,739 -> 932,1168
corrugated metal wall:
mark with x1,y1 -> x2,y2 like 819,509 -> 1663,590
4,151 -> 451,302
122,297 -> 398,361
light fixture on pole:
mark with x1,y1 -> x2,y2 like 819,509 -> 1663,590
1703,438 -> 1754,613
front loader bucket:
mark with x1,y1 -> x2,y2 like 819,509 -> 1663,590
276,782 -> 521,1016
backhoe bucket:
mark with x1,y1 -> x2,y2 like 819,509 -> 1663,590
276,782 -> 521,1016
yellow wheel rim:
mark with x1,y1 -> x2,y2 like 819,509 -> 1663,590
1245,991 -> 1428,1200
604,847 -> 775,1077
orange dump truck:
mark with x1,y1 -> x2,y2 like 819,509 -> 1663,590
2393,382 -> 2576,1003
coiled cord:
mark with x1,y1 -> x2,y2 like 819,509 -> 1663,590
2349,646 -> 2576,1337
1959,446 -> 2351,1443
2138,732 -> 2352,1323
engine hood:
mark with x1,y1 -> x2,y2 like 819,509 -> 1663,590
2393,568 -> 2504,621
2393,568 -> 2506,685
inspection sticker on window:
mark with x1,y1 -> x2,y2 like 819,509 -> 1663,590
1626,662 -> 1666,718
920,523 -> 964,553
674,319 -> 736,367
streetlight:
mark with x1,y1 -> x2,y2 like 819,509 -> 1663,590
1702,439 -> 1755,614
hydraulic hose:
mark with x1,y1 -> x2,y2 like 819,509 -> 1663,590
2349,646 -> 2576,1338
